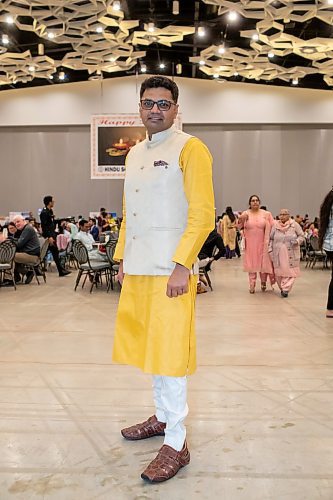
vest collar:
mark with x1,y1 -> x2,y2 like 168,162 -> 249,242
146,124 -> 176,148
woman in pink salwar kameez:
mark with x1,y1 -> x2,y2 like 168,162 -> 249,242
269,209 -> 304,297
238,195 -> 275,293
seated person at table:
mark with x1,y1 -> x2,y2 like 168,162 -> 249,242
12,215 -> 41,284
66,221 -> 78,240
198,228 -> 226,271
74,219 -> 107,262
89,218 -> 99,241
7,222 -> 18,239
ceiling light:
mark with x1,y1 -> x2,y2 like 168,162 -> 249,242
198,27 -> 206,37
113,1 -> 121,10
147,23 -> 155,33
141,64 -> 147,73
292,78 -> 299,85
96,26 -> 103,33
109,56 -> 116,63
218,45 -> 225,54
176,63 -> 182,75
233,71 -> 239,76
227,11 -> 239,22
159,63 -> 165,69
252,33 -> 259,41
6,15 -> 14,24
49,75 -> 54,80
172,1 -> 179,15
213,73 -> 219,79
47,32 -> 55,39
2,34 -> 9,45
199,60 -> 205,66
302,47 -> 316,54
28,65 -> 35,72
59,71 -> 65,80
268,51 -> 274,58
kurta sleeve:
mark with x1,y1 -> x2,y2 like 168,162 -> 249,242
172,137 -> 215,270
114,194 -> 126,262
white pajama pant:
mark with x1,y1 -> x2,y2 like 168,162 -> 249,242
153,375 -> 188,451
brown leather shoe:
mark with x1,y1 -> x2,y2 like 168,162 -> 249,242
141,441 -> 190,483
121,415 -> 166,441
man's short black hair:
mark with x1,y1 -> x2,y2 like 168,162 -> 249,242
140,76 -> 179,103
79,219 -> 88,228
43,195 -> 53,206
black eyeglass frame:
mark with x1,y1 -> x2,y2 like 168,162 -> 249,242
140,99 -> 177,111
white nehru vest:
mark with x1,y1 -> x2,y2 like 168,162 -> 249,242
123,125 -> 193,275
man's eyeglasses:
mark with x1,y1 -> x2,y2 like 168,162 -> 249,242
140,99 -> 177,111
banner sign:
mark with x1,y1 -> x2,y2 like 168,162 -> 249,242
91,113 -> 182,180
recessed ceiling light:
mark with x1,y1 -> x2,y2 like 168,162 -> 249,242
227,11 -> 239,22
213,73 -> 219,79
49,75 -> 54,80
252,33 -> 259,41
199,60 -> 205,66
6,15 -> 14,24
159,63 -> 165,69
176,63 -> 182,74
218,45 -> 225,54
268,51 -> 274,58
141,64 -> 147,73
302,47 -> 316,54
109,57 -> 116,63
233,71 -> 239,76
292,78 -> 299,85
198,27 -> 206,37
47,32 -> 55,39
147,23 -> 155,32
172,0 -> 179,15
96,26 -> 103,33
59,71 -> 65,80
28,65 -> 35,72
2,34 -> 9,45
113,1 -> 121,10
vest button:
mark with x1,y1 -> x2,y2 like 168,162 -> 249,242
133,212 -> 137,216
135,189 -> 139,192
140,166 -> 144,170
133,236 -> 136,239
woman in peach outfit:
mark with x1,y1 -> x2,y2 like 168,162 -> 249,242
238,195 -> 275,293
269,209 -> 304,298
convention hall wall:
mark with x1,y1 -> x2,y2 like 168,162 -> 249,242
0,76 -> 332,218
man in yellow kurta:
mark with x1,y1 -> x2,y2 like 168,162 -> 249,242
113,76 -> 215,483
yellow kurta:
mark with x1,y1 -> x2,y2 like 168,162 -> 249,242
112,136 -> 215,377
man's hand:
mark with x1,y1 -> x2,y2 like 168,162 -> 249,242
166,263 -> 190,298
48,237 -> 55,245
116,260 -> 125,285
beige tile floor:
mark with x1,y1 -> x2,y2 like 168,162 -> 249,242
0,259 -> 332,500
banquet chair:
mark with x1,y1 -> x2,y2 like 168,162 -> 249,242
105,239 -> 119,292
23,239 -> 49,285
72,240 -> 110,293
0,239 -> 17,289
308,235 -> 328,269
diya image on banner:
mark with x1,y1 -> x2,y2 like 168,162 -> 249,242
98,126 -> 145,166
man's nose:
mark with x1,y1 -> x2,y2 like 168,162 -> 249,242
151,102 -> 160,111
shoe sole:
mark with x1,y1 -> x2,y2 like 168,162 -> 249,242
141,461 -> 190,483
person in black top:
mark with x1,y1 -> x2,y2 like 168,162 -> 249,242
40,195 -> 71,277
198,228 -> 226,271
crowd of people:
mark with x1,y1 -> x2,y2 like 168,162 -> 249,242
0,199 -> 120,286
